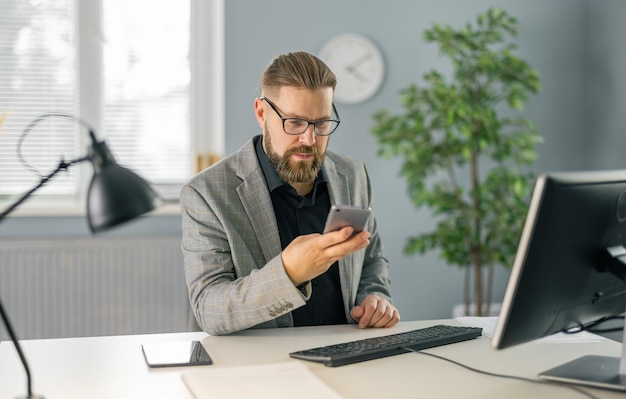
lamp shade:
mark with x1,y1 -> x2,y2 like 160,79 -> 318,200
87,163 -> 162,233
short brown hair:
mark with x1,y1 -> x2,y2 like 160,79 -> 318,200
259,51 -> 336,98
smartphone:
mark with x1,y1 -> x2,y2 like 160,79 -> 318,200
323,205 -> 372,234
141,340 -> 213,368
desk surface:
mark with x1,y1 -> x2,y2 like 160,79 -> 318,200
0,319 -> 624,399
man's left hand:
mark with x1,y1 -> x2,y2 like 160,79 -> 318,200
349,294 -> 400,329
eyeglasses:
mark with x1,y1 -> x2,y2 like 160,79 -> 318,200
260,96 -> 341,136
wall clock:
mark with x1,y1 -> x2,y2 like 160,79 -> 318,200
318,33 -> 385,104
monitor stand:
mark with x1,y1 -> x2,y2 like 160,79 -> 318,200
539,314 -> 626,391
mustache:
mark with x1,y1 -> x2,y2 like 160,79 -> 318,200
286,145 -> 319,156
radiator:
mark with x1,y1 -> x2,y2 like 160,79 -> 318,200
0,235 -> 197,340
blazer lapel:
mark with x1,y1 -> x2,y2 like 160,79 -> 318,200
323,156 -> 356,311
324,156 -> 351,206
234,139 -> 282,265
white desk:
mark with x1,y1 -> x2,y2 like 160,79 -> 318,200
0,319 -> 624,398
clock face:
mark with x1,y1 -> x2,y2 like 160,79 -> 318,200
318,34 -> 385,104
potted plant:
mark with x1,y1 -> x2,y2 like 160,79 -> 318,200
371,7 -> 542,316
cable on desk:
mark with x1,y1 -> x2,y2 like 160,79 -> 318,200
563,315 -> 625,335
402,347 -> 600,399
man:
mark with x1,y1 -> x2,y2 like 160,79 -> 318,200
180,51 -> 399,335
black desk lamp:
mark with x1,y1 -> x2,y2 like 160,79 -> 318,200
0,113 -> 163,398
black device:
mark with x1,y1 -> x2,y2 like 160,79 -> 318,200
323,204 -> 372,234
289,324 -> 482,367
492,170 -> 626,391
141,341 -> 213,368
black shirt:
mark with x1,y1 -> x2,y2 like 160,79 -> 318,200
254,136 -> 347,326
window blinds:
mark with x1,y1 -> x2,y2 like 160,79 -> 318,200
0,0 -> 192,204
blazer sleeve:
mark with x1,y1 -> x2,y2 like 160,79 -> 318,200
180,176 -> 308,336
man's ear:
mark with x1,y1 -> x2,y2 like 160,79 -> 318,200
253,97 -> 265,129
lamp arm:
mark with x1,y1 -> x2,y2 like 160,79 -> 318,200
0,156 -> 89,222
0,155 -> 87,399
0,297 -> 38,398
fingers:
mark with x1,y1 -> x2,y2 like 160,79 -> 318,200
352,295 -> 400,329
321,226 -> 369,246
321,228 -> 370,260
349,305 -> 364,321
282,228 -> 370,286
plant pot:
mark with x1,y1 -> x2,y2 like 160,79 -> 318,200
452,302 -> 501,318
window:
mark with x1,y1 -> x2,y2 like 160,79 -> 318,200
0,1 -> 77,198
103,0 -> 192,194
0,0 -> 224,212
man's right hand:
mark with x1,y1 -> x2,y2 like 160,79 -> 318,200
281,226 -> 370,286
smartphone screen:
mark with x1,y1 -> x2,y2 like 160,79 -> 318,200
141,340 -> 213,368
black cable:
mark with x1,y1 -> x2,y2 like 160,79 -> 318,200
402,346 -> 600,399
563,315 -> 625,335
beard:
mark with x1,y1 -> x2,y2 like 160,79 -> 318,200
263,126 -> 325,185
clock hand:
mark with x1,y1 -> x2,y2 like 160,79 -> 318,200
345,51 -> 374,82
345,64 -> 368,82
347,52 -> 373,70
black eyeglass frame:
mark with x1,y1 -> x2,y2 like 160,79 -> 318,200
260,96 -> 341,136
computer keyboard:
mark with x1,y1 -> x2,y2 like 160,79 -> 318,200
289,324 -> 483,367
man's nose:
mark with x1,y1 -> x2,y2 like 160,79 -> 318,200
298,124 -> 316,146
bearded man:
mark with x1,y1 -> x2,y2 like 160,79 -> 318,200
180,51 -> 399,335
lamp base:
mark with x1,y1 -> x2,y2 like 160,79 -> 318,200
18,396 -> 44,399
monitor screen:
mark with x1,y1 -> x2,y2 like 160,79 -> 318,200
492,170 -> 626,391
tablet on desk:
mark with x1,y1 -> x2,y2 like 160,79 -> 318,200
141,340 -> 212,368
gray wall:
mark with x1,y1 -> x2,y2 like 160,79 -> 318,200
586,2 -> 626,168
2,0 -> 626,324
223,0 -> 615,321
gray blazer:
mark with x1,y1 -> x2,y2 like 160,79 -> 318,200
180,136 -> 392,335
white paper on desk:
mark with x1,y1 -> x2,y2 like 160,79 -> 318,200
182,361 -> 344,399
456,316 -> 603,343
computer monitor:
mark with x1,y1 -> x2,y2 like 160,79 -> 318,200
492,170 -> 626,391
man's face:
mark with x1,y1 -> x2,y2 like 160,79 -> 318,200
255,86 -> 333,185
